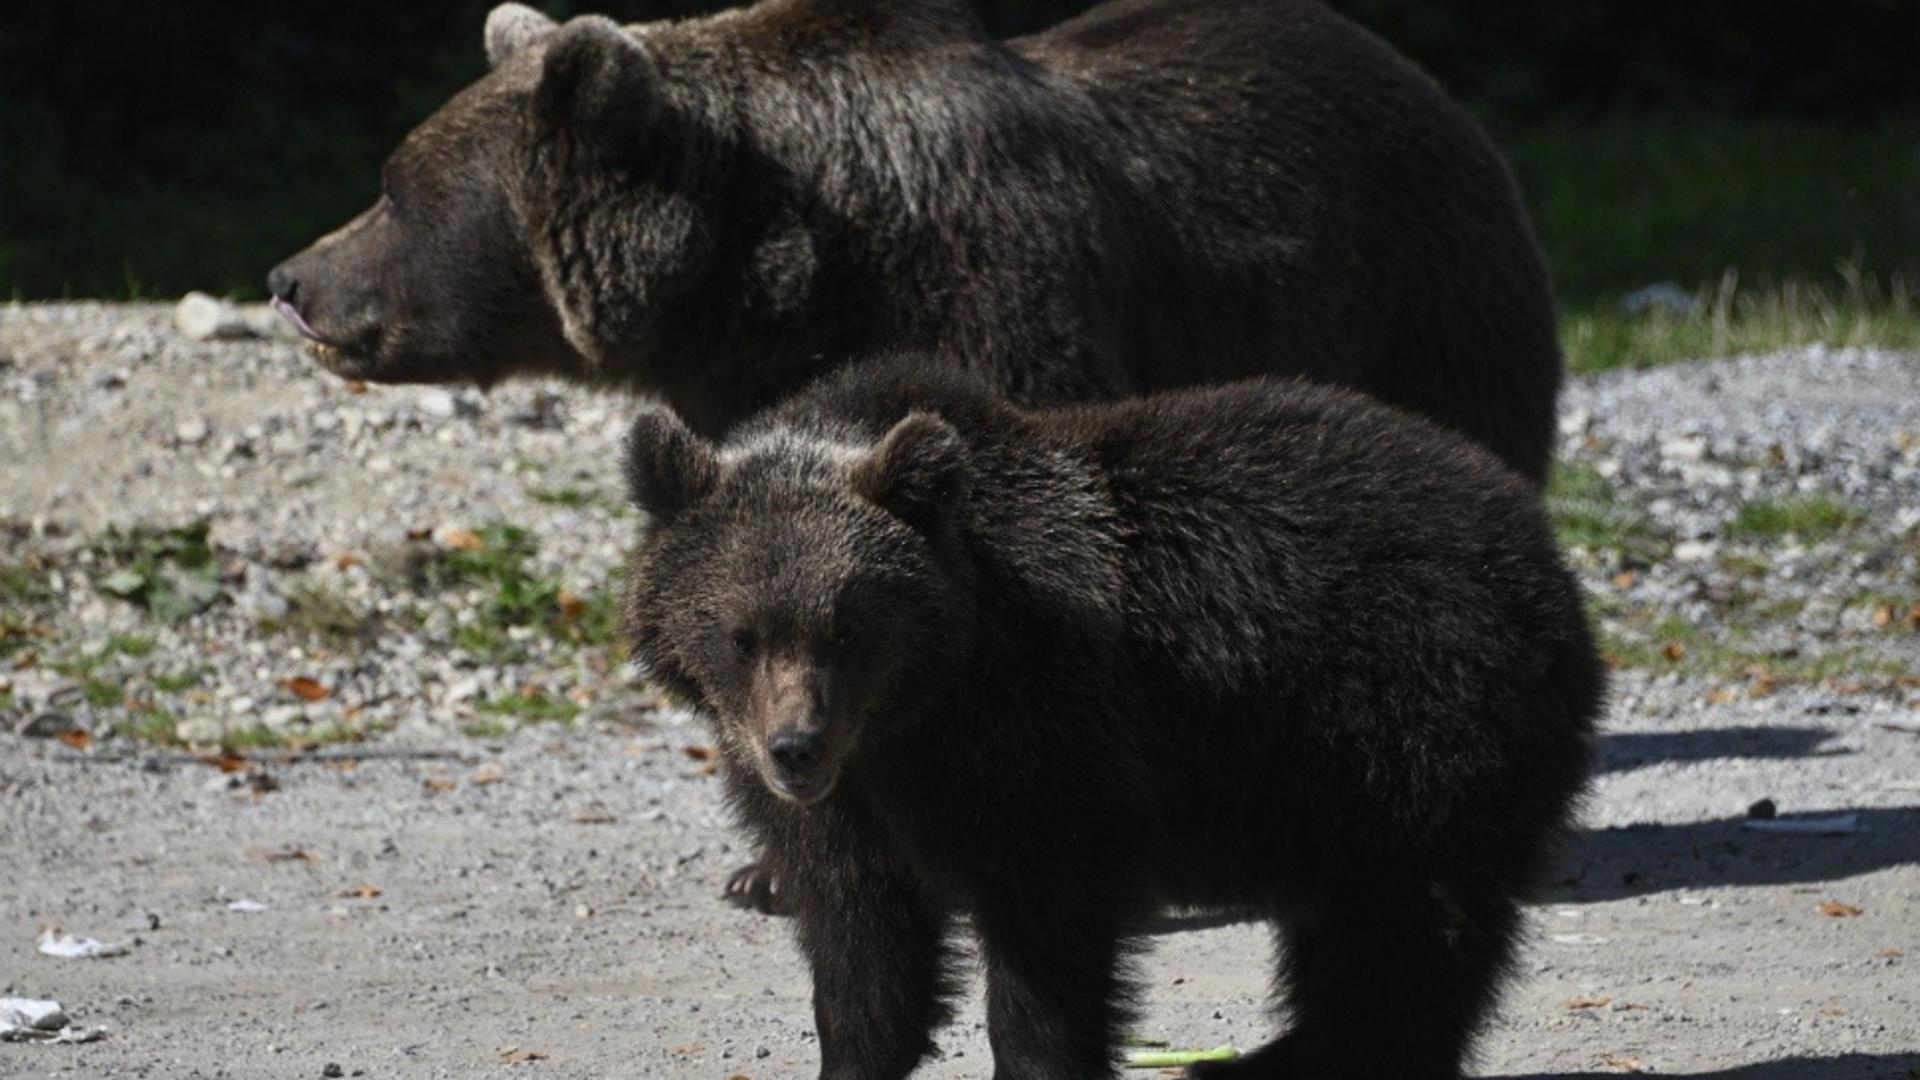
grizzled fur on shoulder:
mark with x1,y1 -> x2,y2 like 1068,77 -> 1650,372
621,360 -> 1603,1079
270,0 -> 1561,481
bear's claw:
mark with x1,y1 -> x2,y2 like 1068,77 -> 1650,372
723,862 -> 791,916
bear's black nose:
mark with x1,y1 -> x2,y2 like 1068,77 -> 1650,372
267,264 -> 298,304
769,730 -> 825,776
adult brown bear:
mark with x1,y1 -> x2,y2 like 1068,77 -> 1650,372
268,0 -> 1565,915
268,0 -> 1561,479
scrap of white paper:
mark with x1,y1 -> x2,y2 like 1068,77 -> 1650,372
37,931 -> 130,960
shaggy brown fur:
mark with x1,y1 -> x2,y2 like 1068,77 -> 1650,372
269,0 -> 1562,480
622,358 -> 1602,1079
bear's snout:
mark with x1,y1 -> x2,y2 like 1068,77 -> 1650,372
768,729 -> 827,779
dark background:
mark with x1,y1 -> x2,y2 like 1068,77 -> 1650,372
2,0 -> 1916,303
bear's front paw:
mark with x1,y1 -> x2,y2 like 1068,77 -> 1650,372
723,861 -> 791,916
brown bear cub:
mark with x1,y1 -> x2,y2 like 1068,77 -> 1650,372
621,359 -> 1603,1080
269,0 -> 1562,481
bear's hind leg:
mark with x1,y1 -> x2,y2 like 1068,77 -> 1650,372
1284,876 -> 1517,1079
1193,877 -> 1519,1080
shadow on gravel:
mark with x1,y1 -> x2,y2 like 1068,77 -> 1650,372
1598,725 -> 1841,774
1500,1051 -> 1920,1079
1557,806 -> 1920,899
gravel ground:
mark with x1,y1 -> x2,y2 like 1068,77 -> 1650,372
1,302 -> 1917,1078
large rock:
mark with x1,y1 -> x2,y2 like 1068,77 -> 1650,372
174,292 -> 255,341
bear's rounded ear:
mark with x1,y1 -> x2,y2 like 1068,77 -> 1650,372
851,413 -> 971,530
533,16 -> 660,139
624,406 -> 718,518
485,3 -> 557,68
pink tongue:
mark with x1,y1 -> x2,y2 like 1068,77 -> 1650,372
271,295 -> 322,341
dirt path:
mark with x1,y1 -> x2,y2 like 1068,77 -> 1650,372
2,304 -> 1917,1077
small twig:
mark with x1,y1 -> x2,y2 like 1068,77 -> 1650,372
1124,1044 -> 1238,1069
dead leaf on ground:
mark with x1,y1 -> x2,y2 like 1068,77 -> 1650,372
329,551 -> 363,571
1611,570 -> 1637,590
1564,996 -> 1612,1010
405,526 -> 433,542
199,751 -> 250,773
468,762 -> 505,785
1744,666 -> 1780,697
344,380 -> 369,395
440,528 -> 486,552
557,592 -> 587,623
1818,900 -> 1864,918
672,1044 -> 705,1056
256,848 -> 314,863
1880,947 -> 1905,958
1661,641 -> 1687,662
54,728 -> 93,751
499,1047 -> 546,1065
340,883 -> 383,899
1704,687 -> 1739,705
422,777 -> 458,795
281,676 -> 330,702
1601,1054 -> 1646,1073
683,745 -> 717,762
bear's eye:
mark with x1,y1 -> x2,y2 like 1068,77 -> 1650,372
730,629 -> 757,661
830,622 -> 857,653
379,166 -> 404,212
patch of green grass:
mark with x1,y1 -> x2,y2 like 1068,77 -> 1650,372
219,726 -> 290,750
110,707 -> 181,745
1516,119 -> 1920,373
272,581 -> 370,645
475,689 -> 581,725
0,690 -> 14,712
1561,271 -> 1920,374
81,678 -> 124,708
1728,496 -> 1864,541
150,668 -> 206,693
51,633 -> 162,678
104,633 -> 157,659
1718,552 -> 1773,581
563,591 -> 620,649
92,521 -> 222,621
529,486 -> 591,508
51,652 -> 104,678
0,612 -> 43,658
0,561 -> 48,603
1600,627 -> 1903,683
453,621 -> 516,659
1600,597 -> 1911,684
1548,462 -> 1669,560
461,719 -> 512,740
418,522 -> 620,654
1743,596 -> 1808,624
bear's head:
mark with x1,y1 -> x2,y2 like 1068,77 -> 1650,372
265,4 -> 721,388
268,0 -> 988,393
621,405 -> 975,806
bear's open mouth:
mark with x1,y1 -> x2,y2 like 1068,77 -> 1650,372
768,771 -> 835,806
270,295 -> 325,343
